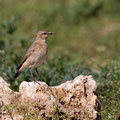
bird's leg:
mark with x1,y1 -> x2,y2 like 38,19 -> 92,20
35,68 -> 43,81
29,68 -> 35,80
29,68 -> 40,84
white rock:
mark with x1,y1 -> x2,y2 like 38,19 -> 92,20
0,75 -> 100,120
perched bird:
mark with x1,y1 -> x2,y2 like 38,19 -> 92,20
14,31 -> 55,82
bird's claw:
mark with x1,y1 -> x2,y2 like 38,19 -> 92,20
32,79 -> 41,85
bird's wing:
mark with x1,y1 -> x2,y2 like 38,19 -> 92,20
17,42 -> 39,70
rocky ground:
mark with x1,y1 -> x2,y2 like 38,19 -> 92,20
0,75 -> 100,120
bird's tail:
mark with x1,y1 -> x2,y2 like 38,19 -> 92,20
14,70 -> 21,78
14,63 -> 23,79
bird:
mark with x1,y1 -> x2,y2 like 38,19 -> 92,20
14,30 -> 55,83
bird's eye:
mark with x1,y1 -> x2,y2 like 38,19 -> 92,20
43,33 -> 47,35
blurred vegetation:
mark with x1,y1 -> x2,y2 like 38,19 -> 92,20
0,0 -> 120,119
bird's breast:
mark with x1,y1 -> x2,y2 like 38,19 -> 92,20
31,44 -> 48,67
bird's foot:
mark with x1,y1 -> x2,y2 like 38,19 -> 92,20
32,79 -> 41,85
38,78 -> 43,82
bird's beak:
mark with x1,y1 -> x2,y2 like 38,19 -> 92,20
47,32 -> 56,35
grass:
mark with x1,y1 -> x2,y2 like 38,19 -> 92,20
3,103 -> 71,120
0,0 -> 120,119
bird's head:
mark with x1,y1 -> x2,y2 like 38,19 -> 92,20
37,31 -> 55,39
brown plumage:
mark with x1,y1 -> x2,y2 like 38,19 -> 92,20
14,31 -> 55,80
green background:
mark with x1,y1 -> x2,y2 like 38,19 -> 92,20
0,0 -> 120,119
